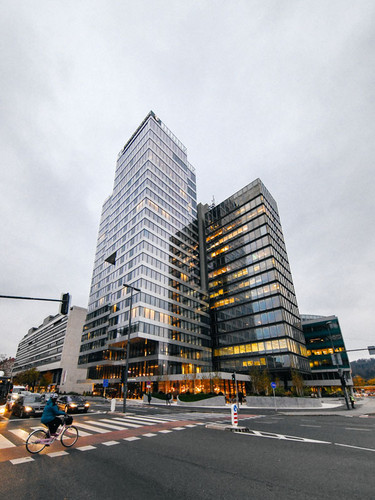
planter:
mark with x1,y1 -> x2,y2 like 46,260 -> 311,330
177,395 -> 226,406
245,396 -> 323,408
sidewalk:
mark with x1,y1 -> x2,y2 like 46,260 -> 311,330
281,397 -> 375,417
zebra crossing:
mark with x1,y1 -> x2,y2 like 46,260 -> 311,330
0,412 -> 221,451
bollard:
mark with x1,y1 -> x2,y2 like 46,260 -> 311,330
110,398 -> 116,412
231,403 -> 238,427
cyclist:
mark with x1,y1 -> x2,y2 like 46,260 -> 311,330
41,393 -> 65,437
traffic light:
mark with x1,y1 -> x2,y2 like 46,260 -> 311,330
232,373 -> 236,383
60,293 -> 70,315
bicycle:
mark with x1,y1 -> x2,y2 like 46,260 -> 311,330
26,414 -> 79,454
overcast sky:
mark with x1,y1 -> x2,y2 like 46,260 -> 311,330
1,1 -> 374,363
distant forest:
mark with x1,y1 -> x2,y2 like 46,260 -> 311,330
350,358 -> 375,381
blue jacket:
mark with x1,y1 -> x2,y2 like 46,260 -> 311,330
41,398 -> 65,424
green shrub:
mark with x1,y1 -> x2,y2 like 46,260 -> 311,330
151,392 -> 168,400
178,393 -> 219,402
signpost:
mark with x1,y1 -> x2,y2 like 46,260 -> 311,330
271,382 -> 277,412
103,378 -> 109,399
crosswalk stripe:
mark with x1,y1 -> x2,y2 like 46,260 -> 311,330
0,434 -> 16,449
99,418 -> 133,428
158,430 -> 173,434
102,441 -> 120,446
171,427 -> 186,431
77,445 -> 96,451
124,436 -> 140,441
143,433 -> 157,437
86,420 -> 127,431
9,429 -> 29,441
111,418 -> 141,428
75,429 -> 92,437
135,416 -> 175,423
74,422 -> 108,433
117,416 -> 156,426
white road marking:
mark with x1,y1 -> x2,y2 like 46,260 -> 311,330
75,429 -> 91,437
158,430 -> 173,434
344,427 -> 371,432
9,429 -> 30,441
300,425 -> 321,428
10,457 -> 34,465
102,441 -> 119,446
124,436 -> 141,441
235,429 -> 331,444
135,416 -> 175,423
85,420 -> 126,431
77,445 -> 96,451
172,427 -> 186,430
335,443 -> 375,452
0,434 -> 16,449
47,451 -> 69,457
117,416 -> 155,426
74,422 -> 108,433
99,418 -> 133,428
143,433 -> 157,437
112,418 -> 141,428
185,424 -> 197,428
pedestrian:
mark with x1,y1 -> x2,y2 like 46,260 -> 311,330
147,392 -> 152,405
350,395 -> 355,409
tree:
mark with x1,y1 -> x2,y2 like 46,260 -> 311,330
248,366 -> 271,395
0,355 -> 15,376
13,368 -> 40,390
291,370 -> 305,397
353,375 -> 366,386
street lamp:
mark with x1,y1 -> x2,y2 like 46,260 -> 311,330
122,283 -> 140,413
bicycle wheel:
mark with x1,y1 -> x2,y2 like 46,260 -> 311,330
61,425 -> 79,447
26,429 -> 48,454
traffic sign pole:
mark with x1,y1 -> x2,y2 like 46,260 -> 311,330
271,382 -> 277,412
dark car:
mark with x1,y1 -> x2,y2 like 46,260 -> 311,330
12,393 -> 46,418
57,395 -> 90,413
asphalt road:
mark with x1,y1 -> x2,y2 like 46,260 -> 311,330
0,404 -> 374,499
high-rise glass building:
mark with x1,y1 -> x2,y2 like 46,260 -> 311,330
201,180 -> 310,385
78,112 -> 211,396
79,113 -> 310,396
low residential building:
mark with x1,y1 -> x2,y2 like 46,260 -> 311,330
301,314 -> 353,393
13,306 -> 90,394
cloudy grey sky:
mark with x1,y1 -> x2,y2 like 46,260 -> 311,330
1,1 -> 374,362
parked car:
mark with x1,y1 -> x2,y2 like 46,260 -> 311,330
57,395 -> 90,413
11,393 -> 46,418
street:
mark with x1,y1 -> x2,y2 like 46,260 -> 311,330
1,401 -> 375,499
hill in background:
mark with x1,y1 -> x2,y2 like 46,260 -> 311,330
350,358 -> 375,380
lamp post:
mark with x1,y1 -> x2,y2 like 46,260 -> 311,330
122,283 -> 140,413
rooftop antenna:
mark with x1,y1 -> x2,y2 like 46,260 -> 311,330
209,195 -> 216,210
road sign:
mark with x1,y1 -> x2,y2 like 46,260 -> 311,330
368,346 -> 375,355
271,382 -> 277,389
103,379 -> 109,388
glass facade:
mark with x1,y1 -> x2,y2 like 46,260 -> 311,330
78,112 -> 211,393
301,314 -> 351,386
202,179 -> 310,380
